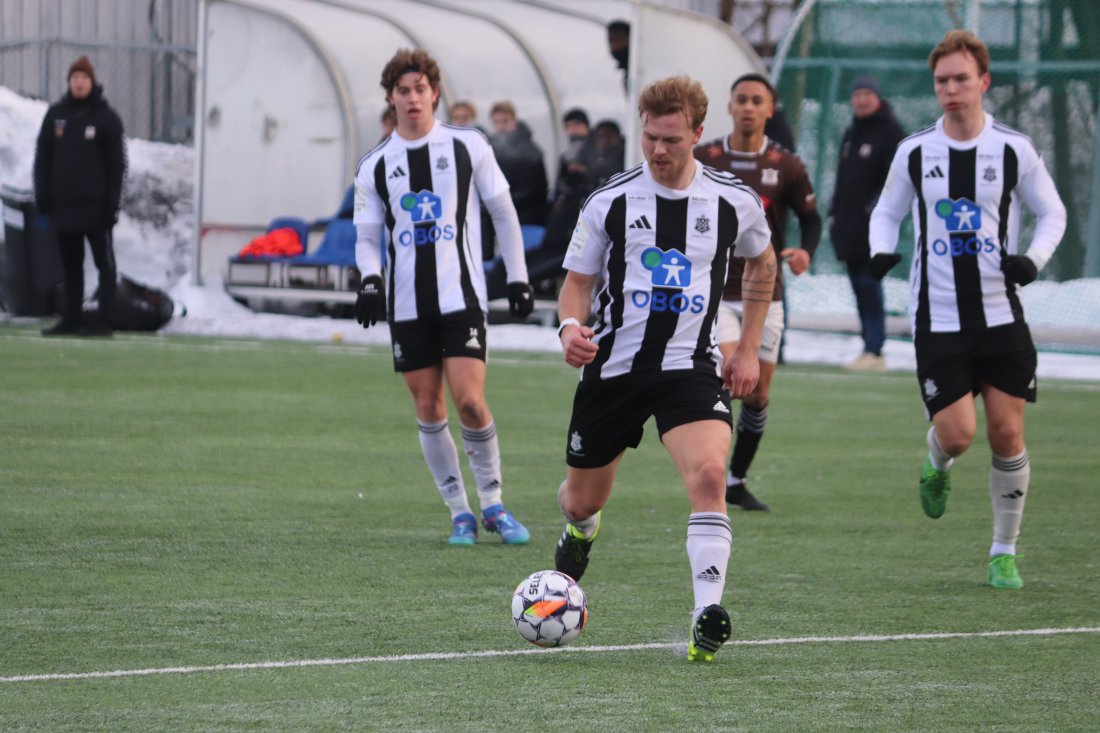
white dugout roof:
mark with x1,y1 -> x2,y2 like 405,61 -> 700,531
194,0 -> 764,283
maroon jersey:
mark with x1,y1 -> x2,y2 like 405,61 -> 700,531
694,136 -> 818,301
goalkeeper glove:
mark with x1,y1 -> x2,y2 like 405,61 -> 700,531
354,275 -> 385,328
868,252 -> 902,281
507,281 -> 534,318
1001,254 -> 1038,286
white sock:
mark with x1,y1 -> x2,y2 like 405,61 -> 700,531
417,419 -> 471,518
558,480 -> 599,537
989,450 -> 1030,557
461,421 -> 503,511
927,426 -> 955,471
687,512 -> 733,617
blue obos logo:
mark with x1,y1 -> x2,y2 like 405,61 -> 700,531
632,247 -> 704,314
932,197 -> 995,257
398,189 -> 454,247
934,197 -> 981,232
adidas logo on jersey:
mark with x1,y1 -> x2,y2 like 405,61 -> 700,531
696,565 -> 722,582
389,165 -> 407,179
629,215 -> 652,230
712,400 -> 730,414
924,165 -> 944,179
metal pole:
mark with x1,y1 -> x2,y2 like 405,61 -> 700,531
966,0 -> 981,33
1083,91 -> 1100,278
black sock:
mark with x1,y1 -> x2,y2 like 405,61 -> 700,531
729,403 -> 767,479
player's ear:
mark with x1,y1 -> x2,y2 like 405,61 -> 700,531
693,125 -> 704,145
980,72 -> 991,93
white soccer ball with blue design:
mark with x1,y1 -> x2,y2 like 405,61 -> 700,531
511,569 -> 588,647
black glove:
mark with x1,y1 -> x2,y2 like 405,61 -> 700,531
1001,254 -> 1038,286
868,252 -> 902,281
354,275 -> 385,328
507,281 -> 534,318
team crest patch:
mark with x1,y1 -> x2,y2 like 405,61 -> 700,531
436,156 -> 449,171
394,342 -> 404,362
923,378 -> 939,400
694,215 -> 710,234
984,166 -> 997,182
569,431 -> 583,455
761,168 -> 779,186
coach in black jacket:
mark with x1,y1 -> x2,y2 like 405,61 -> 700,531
34,55 -> 126,336
829,75 -> 905,370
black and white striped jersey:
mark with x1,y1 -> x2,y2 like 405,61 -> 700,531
564,161 -> 771,382
869,113 -> 1066,334
353,121 -> 511,322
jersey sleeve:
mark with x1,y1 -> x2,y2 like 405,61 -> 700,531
1015,149 -> 1066,271
471,134 -> 511,202
733,194 -> 771,259
352,156 -> 385,226
784,154 -> 818,219
868,146 -> 915,255
562,197 -> 610,275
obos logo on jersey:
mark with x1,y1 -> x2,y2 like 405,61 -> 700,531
931,197 -> 995,257
632,247 -> 705,314
398,190 -> 454,247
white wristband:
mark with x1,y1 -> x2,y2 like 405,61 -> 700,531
557,317 -> 581,338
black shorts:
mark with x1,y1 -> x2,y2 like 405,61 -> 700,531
565,371 -> 733,468
389,310 -> 487,372
914,321 -> 1037,418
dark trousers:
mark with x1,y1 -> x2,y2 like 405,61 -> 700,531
56,229 -> 116,321
845,258 -> 886,355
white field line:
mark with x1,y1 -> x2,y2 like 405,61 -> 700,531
3,626 -> 1098,684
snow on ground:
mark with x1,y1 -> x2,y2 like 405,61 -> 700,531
2,84 -> 1098,381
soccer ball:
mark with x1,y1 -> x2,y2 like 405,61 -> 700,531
511,570 -> 588,647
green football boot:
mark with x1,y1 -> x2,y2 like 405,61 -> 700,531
918,456 -> 951,519
988,554 -> 1024,590
688,604 -> 731,663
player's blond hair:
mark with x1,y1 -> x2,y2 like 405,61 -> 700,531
929,30 -> 990,76
638,76 -> 708,130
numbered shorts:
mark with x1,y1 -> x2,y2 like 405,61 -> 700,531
714,299 -> 785,364
914,321 -> 1037,419
389,310 -> 487,372
565,371 -> 733,469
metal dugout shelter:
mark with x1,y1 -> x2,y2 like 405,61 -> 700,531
194,0 -> 764,288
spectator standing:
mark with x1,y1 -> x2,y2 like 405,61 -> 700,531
694,73 -> 821,512
34,55 -> 125,337
868,31 -> 1066,589
830,74 -> 906,371
352,48 -> 535,546
489,101 -> 548,227
448,100 -> 484,134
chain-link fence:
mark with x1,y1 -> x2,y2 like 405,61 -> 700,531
0,0 -> 197,143
774,0 -> 1100,285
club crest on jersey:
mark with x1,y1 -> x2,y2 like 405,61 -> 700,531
760,168 -> 779,186
983,166 -> 997,182
569,431 -> 584,455
934,197 -> 981,232
694,215 -> 710,234
436,156 -> 449,171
